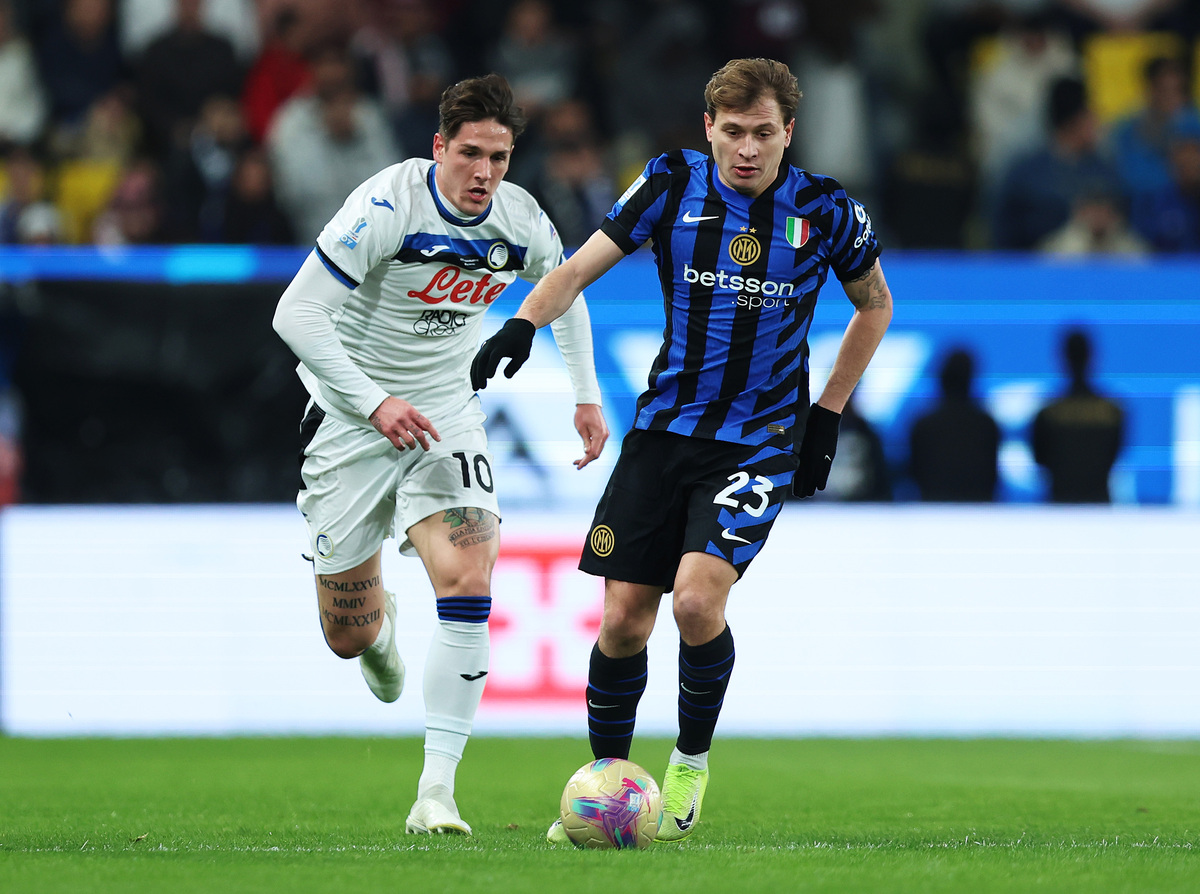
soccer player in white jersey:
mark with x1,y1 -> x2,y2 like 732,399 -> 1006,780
273,74 -> 609,836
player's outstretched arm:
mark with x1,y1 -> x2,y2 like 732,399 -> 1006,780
471,230 -> 624,390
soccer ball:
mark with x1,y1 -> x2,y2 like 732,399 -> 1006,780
559,758 -> 661,849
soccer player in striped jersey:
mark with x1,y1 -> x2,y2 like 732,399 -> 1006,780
273,74 -> 609,837
473,58 -> 893,842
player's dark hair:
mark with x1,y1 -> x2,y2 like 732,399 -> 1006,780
438,73 -> 527,142
704,58 -> 801,125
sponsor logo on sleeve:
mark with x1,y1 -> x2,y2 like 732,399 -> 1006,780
617,174 -> 646,206
339,217 -> 368,249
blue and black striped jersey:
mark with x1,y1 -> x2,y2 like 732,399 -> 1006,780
601,149 -> 881,454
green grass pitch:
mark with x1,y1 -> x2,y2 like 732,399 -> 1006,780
1,736 -> 1197,893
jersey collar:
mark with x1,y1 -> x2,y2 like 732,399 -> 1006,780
707,157 -> 789,204
427,164 -> 493,227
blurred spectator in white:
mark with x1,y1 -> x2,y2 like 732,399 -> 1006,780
217,145 -> 294,244
92,158 -> 169,244
991,75 -> 1122,248
1053,0 -> 1187,38
488,0 -> 577,120
136,0 -> 244,157
1111,56 -> 1200,206
792,0 -> 881,198
15,201 -> 65,244
0,149 -> 56,243
351,0 -> 454,154
164,94 -> 248,241
267,43 -> 399,243
1039,186 -> 1149,254
0,0 -> 48,150
35,0 -> 127,151
968,11 -> 1077,190
921,0 -> 1047,139
119,0 -> 258,62
242,6 -> 313,145
524,98 -> 616,248
1131,117 -> 1200,252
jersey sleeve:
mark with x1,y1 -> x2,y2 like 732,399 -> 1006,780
519,205 -> 567,283
313,166 -> 406,287
519,202 -> 604,405
828,188 -> 882,282
600,154 -> 676,255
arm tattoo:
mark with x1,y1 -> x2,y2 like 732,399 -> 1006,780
847,263 -> 888,311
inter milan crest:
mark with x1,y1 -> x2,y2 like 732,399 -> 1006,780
728,233 -> 761,265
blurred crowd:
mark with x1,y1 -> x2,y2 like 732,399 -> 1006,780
0,0 -> 1199,252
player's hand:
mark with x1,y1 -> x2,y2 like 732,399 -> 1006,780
793,404 -> 841,497
572,403 -> 609,469
471,318 -> 536,390
369,396 -> 441,451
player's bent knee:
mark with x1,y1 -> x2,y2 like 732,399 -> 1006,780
322,625 -> 373,660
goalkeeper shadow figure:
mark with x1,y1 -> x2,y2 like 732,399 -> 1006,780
273,74 -> 608,837
473,58 -> 893,842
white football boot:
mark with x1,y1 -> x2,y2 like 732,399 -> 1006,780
359,590 -> 404,702
405,784 -> 472,835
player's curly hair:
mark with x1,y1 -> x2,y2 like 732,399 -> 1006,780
438,73 -> 528,142
704,58 -> 802,125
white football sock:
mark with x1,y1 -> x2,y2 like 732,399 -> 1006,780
364,609 -> 393,657
418,616 -> 490,799
670,745 -> 709,772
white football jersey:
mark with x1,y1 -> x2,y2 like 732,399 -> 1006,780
301,158 -> 568,425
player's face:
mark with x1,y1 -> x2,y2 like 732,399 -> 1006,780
704,98 -> 793,199
432,119 -> 514,216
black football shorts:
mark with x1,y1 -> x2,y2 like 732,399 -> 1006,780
579,428 -> 798,590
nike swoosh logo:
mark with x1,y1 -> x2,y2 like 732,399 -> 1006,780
681,684 -> 710,696
371,197 -> 394,211
682,211 -> 719,223
460,671 -> 488,681
587,700 -> 618,710
675,796 -> 698,831
721,528 -> 751,545
420,244 -> 451,256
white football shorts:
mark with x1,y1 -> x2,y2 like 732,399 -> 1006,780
297,403 -> 501,574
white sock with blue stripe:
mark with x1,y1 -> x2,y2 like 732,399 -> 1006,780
417,596 -> 492,799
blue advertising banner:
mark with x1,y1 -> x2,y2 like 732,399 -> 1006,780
2,247 -> 1197,504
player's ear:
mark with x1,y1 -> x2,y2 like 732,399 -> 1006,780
703,112 -> 715,142
783,119 -> 794,147
432,132 -> 446,162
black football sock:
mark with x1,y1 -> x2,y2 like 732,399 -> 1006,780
586,642 -> 648,760
676,625 -> 735,756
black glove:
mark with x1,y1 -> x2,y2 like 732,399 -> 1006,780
793,404 -> 841,497
471,318 -> 536,390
